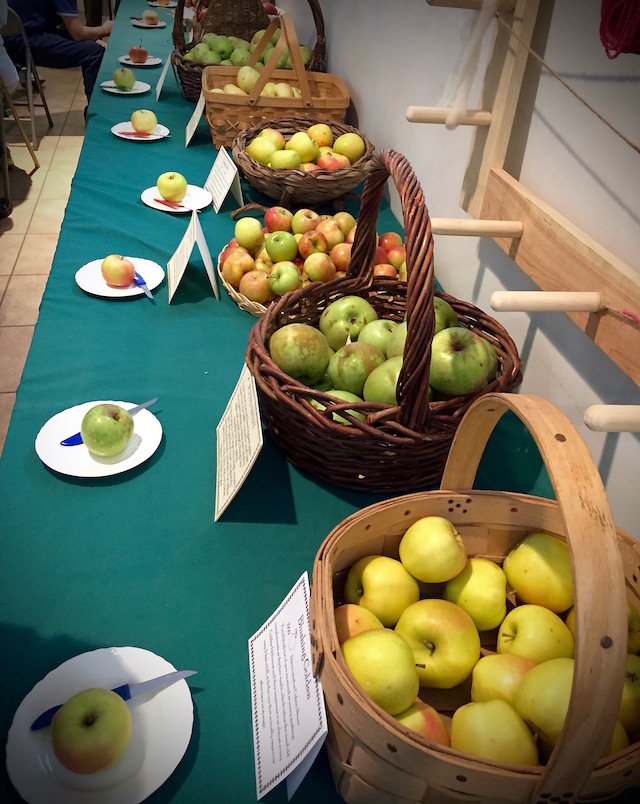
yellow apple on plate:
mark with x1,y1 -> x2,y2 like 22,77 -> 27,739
51,688 -> 131,774
399,516 -> 467,584
503,531 -> 573,613
451,699 -> 538,765
344,555 -> 419,627
342,628 -> 419,715
395,598 -> 480,689
443,557 -> 507,631
497,604 -> 574,663
142,9 -> 159,25
130,109 -> 157,133
156,171 -> 187,202
470,653 -> 538,706
334,603 -> 384,644
100,254 -> 135,287
394,699 -> 450,746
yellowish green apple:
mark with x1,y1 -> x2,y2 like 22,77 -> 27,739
443,557 -> 507,631
470,653 -> 538,706
156,171 -> 187,202
399,516 -> 467,584
334,603 -> 384,644
393,699 -> 450,746
498,604 -> 574,663
619,653 -> 640,741
344,554 -> 419,627
451,699 -> 538,765
503,531 -> 574,613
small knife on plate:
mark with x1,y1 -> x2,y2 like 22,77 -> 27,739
154,197 -> 185,210
134,271 -> 154,299
30,669 -> 196,730
60,397 -> 159,447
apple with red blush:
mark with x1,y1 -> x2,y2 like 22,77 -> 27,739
297,230 -> 329,259
264,205 -> 293,233
378,231 -> 403,253
330,242 -> 352,272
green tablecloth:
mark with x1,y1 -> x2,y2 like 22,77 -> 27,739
1,4 -> 594,803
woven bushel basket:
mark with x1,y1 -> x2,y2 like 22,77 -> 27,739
232,116 -> 377,208
202,13 -> 348,148
245,148 -> 522,493
172,0 -> 327,103
309,392 -> 640,802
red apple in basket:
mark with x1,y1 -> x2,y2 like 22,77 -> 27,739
374,245 -> 389,265
128,44 -> 148,64
291,208 -> 321,235
222,251 -> 255,289
297,230 -> 329,260
315,219 -> 345,250
303,252 -> 336,283
264,206 -> 293,233
101,255 -> 135,287
316,151 -> 350,171
386,245 -> 406,270
329,242 -> 352,272
373,264 -> 398,278
239,270 -> 275,304
394,700 -> 450,747
378,231 -> 403,253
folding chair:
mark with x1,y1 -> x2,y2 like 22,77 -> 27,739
0,74 -> 39,173
1,8 -> 53,150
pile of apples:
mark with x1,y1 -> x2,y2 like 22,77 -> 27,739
265,295 -> 499,410
335,520 -> 640,765
219,205 -> 407,307
184,27 -> 313,69
244,120 -> 367,172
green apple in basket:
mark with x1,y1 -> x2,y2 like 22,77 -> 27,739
443,557 -> 508,632
503,531 -> 574,613
268,322 -> 331,386
51,687 -> 132,774
310,390 -> 366,425
319,295 -> 378,351
357,319 -> 398,358
497,604 -> 574,663
112,67 -> 135,91
362,355 -> 403,406
342,629 -> 420,716
237,65 -> 261,93
619,653 -> 640,742
399,515 -> 467,584
268,261 -> 301,295
207,34 -> 234,60
344,555 -> 419,628
395,598 -> 481,689
230,48 -> 251,67
429,326 -> 498,397
327,341 -> 385,398
451,699 -> 539,765
265,231 -> 298,262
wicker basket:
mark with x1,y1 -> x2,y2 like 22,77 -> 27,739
202,15 -> 349,148
310,392 -> 640,802
245,149 -> 522,493
172,0 -> 327,102
232,116 -> 377,208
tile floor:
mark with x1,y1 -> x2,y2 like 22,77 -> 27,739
1,65 -> 86,456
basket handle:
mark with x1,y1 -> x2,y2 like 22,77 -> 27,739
346,149 -> 435,432
173,0 -> 188,48
246,13 -> 313,107
441,392 -> 627,801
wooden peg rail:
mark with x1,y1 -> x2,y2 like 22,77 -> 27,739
584,405 -> 640,433
491,291 -> 603,313
412,0 -> 640,387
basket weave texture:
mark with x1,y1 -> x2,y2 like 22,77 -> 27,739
310,392 -> 640,803
171,0 -> 327,103
232,116 -> 377,208
245,149 -> 522,493
202,14 -> 349,148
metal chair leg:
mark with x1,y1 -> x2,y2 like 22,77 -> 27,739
1,81 -> 39,173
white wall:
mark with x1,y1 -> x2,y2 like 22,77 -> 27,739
282,0 -> 640,536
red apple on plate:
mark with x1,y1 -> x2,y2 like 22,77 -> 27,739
128,44 -> 148,64
101,255 -> 135,287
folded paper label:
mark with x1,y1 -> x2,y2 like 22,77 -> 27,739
249,572 -> 327,800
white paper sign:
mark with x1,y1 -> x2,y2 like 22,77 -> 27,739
155,55 -> 173,101
185,91 -> 206,147
167,210 -> 219,302
249,572 -> 327,800
206,147 -> 244,212
214,365 -> 263,521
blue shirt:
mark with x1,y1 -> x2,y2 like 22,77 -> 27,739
8,0 -> 78,34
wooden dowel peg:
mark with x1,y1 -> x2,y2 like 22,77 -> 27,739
584,405 -> 640,433
406,106 -> 492,126
431,218 -> 523,237
427,0 -> 515,11
490,291 -> 603,313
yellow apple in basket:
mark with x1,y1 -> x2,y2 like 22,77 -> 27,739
394,699 -> 450,746
344,555 -> 419,627
332,132 -> 366,164
503,531 -> 574,613
470,653 -> 538,707
342,628 -> 420,715
443,557 -> 507,632
51,688 -> 131,774
451,699 -> 538,765
619,653 -> 640,741
399,516 -> 467,584
237,65 -> 261,93
156,171 -> 187,202
285,131 -> 320,163
498,605 -> 574,663
334,603 -> 384,645
395,598 -> 481,689
566,601 -> 640,655
307,123 -> 334,148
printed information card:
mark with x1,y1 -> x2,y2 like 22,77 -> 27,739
249,572 -> 327,800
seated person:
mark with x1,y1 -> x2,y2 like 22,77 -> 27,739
4,0 -> 113,104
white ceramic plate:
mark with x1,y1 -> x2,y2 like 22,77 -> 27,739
75,258 -> 165,299
118,55 -> 162,67
101,80 -> 151,95
131,19 -> 167,28
148,0 -> 177,6
141,185 -> 212,213
34,401 -> 163,478
111,122 -> 170,142
6,647 -> 194,804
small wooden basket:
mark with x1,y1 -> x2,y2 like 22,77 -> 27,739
172,0 -> 327,103
202,14 -> 349,148
232,116 -> 377,208
310,392 -> 640,803
245,149 -> 522,493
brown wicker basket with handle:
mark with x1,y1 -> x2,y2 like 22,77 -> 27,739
310,392 -> 640,803
232,116 -> 377,208
202,14 -> 349,148
172,0 -> 326,102
245,148 -> 522,493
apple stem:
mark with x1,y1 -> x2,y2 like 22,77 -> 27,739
415,663 -> 426,669
83,713 -> 98,727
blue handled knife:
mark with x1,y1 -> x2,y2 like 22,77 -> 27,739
60,397 -> 158,447
30,669 -> 197,731
134,271 -> 153,299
